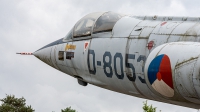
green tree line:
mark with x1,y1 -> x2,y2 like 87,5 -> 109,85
0,94 -> 158,112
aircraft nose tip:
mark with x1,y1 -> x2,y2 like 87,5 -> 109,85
33,50 -> 42,59
33,48 -> 48,63
33,47 -> 56,68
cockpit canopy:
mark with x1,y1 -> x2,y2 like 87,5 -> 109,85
93,12 -> 123,34
64,12 -> 123,40
73,12 -> 103,38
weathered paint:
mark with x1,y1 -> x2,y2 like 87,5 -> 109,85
33,12 -> 200,109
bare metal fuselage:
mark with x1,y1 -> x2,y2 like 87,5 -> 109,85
34,13 -> 200,109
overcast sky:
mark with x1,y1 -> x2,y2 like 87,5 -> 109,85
0,0 -> 200,112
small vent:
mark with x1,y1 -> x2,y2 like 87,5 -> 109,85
135,28 -> 142,31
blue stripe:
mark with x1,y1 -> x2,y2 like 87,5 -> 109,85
148,54 -> 164,84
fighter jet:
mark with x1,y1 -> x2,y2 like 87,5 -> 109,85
18,12 -> 200,109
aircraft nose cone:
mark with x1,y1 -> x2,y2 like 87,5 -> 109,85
33,47 -> 54,67
33,51 -> 39,58
33,49 -> 44,60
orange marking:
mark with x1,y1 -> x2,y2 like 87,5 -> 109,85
157,72 -> 162,81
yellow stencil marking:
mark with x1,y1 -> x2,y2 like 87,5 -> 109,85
65,44 -> 76,51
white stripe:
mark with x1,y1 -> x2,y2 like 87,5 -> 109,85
152,79 -> 174,97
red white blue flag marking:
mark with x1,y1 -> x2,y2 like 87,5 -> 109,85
148,54 -> 174,97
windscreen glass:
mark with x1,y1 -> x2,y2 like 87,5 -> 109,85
93,12 -> 123,34
73,12 -> 103,38
63,28 -> 73,40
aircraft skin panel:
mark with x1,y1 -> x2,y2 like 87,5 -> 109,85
88,38 -> 111,87
135,20 -> 160,27
50,44 -> 71,76
166,35 -> 182,43
71,39 -> 92,83
51,43 -> 78,76
112,17 -> 141,38
126,38 -> 162,100
88,37 -> 142,95
148,34 -> 169,52
152,21 -> 182,35
130,26 -> 144,37
134,15 -> 200,22
50,46 -> 60,70
136,27 -> 154,39
56,43 -> 80,77
92,32 -> 112,38
70,40 -> 90,71
171,22 -> 196,35
129,20 -> 159,39
175,59 -> 199,103
193,57 -> 200,99
145,42 -> 200,106
33,12 -> 200,109
128,20 -> 168,101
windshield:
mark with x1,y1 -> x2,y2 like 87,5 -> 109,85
73,12 -> 103,38
63,28 -> 73,40
93,12 -> 123,34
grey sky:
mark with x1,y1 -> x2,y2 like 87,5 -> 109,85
0,0 -> 199,112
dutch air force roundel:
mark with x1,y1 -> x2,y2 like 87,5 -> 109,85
148,54 -> 174,97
